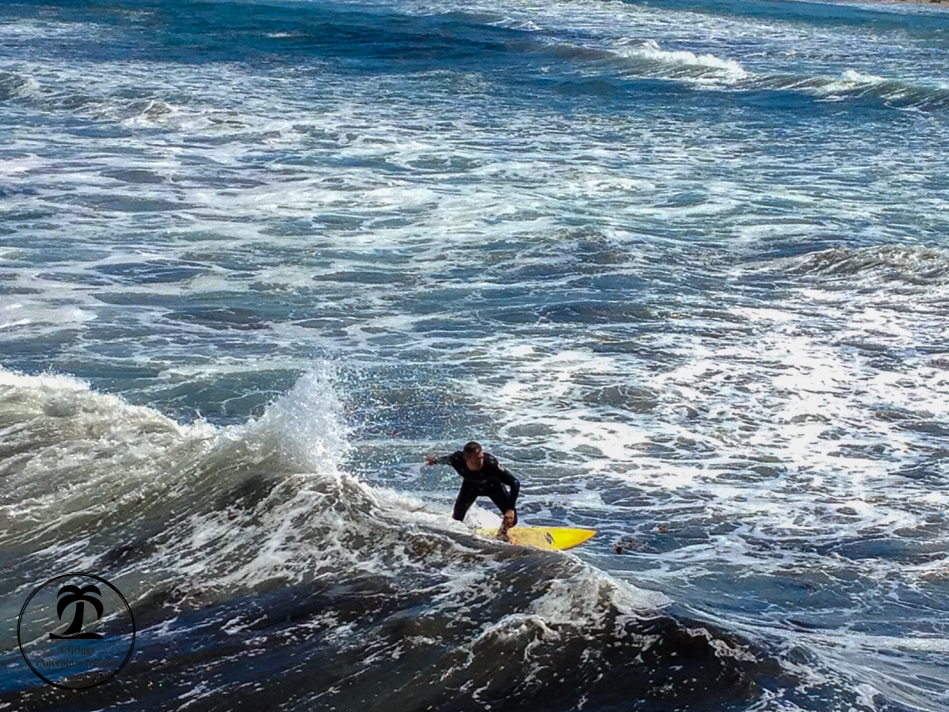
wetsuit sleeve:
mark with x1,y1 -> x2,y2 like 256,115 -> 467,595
439,452 -> 465,471
497,466 -> 520,509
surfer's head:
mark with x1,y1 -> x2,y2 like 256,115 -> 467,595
463,441 -> 484,471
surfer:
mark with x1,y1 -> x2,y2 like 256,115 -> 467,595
425,441 -> 520,540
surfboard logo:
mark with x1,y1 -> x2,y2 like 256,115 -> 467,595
545,532 -> 555,545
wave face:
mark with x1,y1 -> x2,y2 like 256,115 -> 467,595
1,0 -> 948,710
1,370 -> 794,711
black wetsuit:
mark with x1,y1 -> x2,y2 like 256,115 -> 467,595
437,451 -> 520,525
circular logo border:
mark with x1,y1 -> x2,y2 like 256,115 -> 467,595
17,572 -> 136,690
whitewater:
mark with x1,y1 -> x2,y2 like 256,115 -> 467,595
1,0 -> 947,710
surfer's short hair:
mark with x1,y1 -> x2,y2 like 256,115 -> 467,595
463,441 -> 482,456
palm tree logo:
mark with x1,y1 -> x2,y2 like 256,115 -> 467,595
49,585 -> 105,640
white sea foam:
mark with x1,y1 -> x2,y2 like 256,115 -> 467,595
2,1 -> 948,706
615,39 -> 748,84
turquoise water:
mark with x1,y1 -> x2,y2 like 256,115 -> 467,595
1,0 -> 948,710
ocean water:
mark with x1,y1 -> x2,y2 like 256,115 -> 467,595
1,0 -> 948,709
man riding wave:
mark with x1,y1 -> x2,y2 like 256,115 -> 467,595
425,441 -> 519,541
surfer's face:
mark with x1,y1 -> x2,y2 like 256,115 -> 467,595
464,451 -> 484,471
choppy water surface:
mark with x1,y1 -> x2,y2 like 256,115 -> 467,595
1,0 -> 948,710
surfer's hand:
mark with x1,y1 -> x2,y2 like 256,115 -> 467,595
498,511 -> 516,542
424,455 -> 438,466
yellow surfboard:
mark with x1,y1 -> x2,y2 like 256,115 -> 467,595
476,526 -> 596,551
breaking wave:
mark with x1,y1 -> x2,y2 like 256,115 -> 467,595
0,367 -> 818,711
